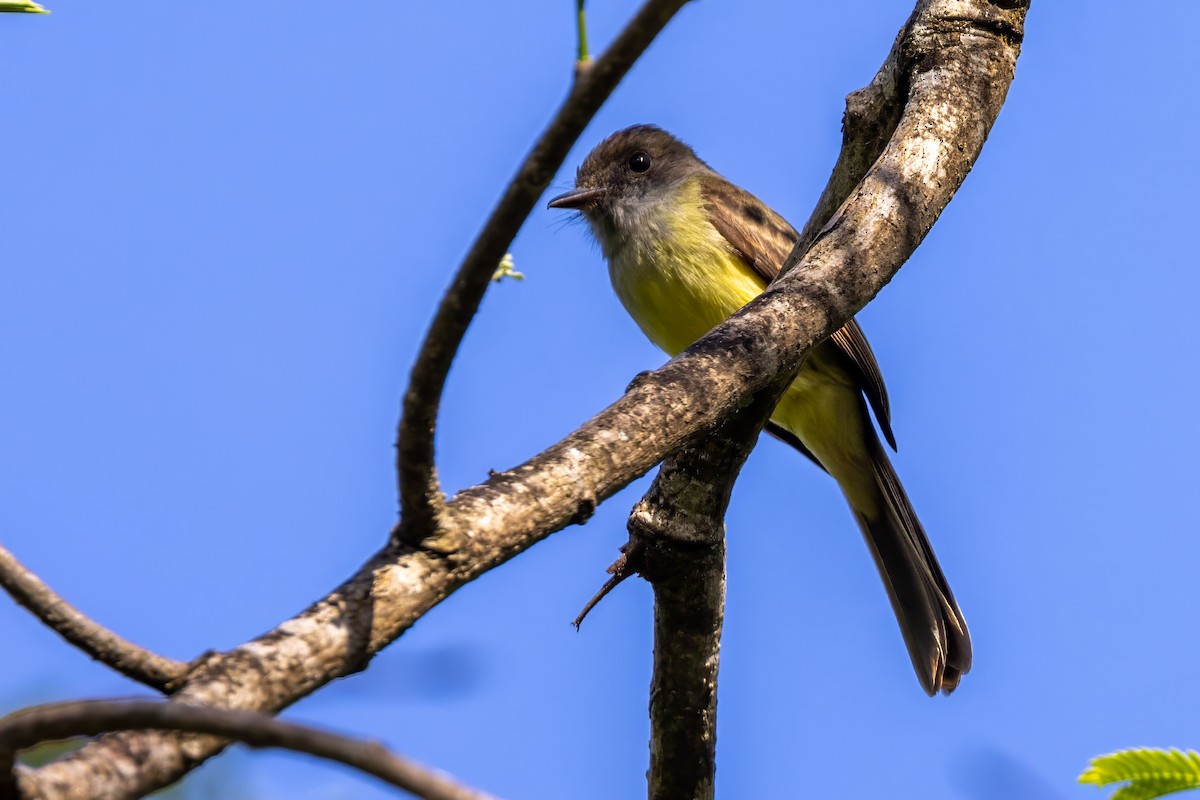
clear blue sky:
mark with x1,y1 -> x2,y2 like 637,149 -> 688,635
2,3 -> 1198,799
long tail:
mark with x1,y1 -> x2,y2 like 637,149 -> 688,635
769,338 -> 972,696
851,435 -> 972,695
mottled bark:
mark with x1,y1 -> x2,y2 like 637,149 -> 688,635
636,391 -> 781,800
11,0 -> 1027,796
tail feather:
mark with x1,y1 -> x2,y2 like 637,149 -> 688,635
854,438 -> 971,695
769,344 -> 971,695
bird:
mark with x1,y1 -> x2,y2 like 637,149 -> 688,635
548,124 -> 970,695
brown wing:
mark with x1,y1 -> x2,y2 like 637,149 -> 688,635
830,320 -> 896,450
699,172 -> 802,280
699,173 -> 897,450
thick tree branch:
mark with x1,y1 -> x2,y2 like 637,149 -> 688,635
18,1 -> 1026,797
0,545 -> 187,692
394,0 -> 691,541
0,701 -> 496,800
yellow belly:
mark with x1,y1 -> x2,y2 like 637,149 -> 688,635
610,238 -> 763,356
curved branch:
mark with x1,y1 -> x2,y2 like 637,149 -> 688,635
394,0 -> 692,540
0,700 -> 497,800
0,545 -> 187,692
18,1 -> 1027,796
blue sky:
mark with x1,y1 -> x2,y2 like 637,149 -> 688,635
2,2 -> 1198,799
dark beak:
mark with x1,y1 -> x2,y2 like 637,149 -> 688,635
547,186 -> 607,210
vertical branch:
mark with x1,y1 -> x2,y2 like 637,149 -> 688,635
630,391 -> 781,800
394,0 -> 690,543
643,539 -> 724,800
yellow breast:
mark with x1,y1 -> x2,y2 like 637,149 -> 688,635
605,183 -> 766,356
598,180 -> 880,508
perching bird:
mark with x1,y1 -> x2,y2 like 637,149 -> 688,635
548,125 -> 970,695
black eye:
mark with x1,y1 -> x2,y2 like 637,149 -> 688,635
628,152 -> 651,173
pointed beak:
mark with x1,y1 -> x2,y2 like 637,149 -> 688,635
546,186 -> 607,210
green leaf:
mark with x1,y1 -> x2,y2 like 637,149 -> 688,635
0,1 -> 50,13
1081,749 -> 1200,800
1110,777 -> 1200,800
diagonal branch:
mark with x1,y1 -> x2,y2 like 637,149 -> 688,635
0,700 -> 497,800
17,1 -> 1027,797
0,545 -> 188,692
394,0 -> 691,541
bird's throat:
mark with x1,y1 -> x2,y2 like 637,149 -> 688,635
602,180 -> 766,356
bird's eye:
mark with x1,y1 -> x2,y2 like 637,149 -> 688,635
628,152 -> 651,173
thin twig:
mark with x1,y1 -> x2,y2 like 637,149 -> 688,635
0,700 -> 498,800
0,545 -> 187,692
572,539 -> 643,629
394,0 -> 691,542
576,0 -> 591,66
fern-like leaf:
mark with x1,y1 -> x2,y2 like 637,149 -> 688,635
1081,749 -> 1200,800
0,1 -> 50,12
1110,777 -> 1200,800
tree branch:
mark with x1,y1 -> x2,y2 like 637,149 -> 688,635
394,0 -> 691,541
17,1 -> 1027,796
634,390 -> 780,800
0,545 -> 188,692
0,700 -> 497,800
643,537 -> 724,800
